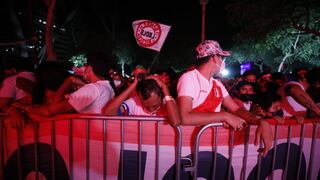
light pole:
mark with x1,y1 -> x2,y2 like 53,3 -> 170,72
199,0 -> 209,42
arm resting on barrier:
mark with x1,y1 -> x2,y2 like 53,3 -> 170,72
25,99 -> 76,118
102,78 -> 138,116
223,96 -> 273,156
287,85 -> 320,116
231,107 -> 262,125
178,96 -> 245,130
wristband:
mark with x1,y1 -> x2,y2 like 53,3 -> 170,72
164,95 -> 175,102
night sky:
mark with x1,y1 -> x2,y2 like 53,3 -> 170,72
117,0 -> 234,47
112,0 -> 235,69
0,0 -> 236,71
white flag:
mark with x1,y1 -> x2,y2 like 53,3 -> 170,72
132,19 -> 171,52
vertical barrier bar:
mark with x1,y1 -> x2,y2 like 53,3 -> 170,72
68,119 -> 73,180
307,123 -> 318,180
155,121 -> 160,180
103,120 -> 107,180
175,126 -> 182,180
296,124 -> 305,180
17,128 -> 22,180
269,125 -> 279,180
0,116 -> 5,180
86,119 -> 90,180
34,123 -> 39,180
256,141 -> 263,180
51,121 -> 56,180
120,120 -> 124,180
192,123 -> 223,180
138,121 -> 142,180
282,126 -> 292,180
240,126 -> 251,180
211,127 -> 218,180
227,130 -> 235,180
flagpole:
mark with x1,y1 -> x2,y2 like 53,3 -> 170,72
147,52 -> 160,73
132,20 -> 171,72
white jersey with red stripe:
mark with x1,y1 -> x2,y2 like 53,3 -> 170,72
177,69 -> 229,112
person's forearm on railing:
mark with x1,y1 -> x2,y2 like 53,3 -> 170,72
25,99 -> 76,117
102,79 -> 137,115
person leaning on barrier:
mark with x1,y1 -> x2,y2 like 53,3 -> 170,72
305,67 -> 320,118
22,56 -> 115,119
0,57 -> 36,111
251,92 -> 288,124
0,58 -> 36,128
102,74 -> 180,126
177,40 -> 273,156
277,67 -> 320,118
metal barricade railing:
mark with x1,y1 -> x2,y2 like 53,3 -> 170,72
1,113 -> 319,180
0,114 -> 182,180
187,119 -> 320,180
0,114 -> 5,180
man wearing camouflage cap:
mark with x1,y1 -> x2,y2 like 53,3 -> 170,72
177,40 -> 273,156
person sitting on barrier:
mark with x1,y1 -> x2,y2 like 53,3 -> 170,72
177,40 -> 273,156
24,55 -> 115,118
102,74 -> 180,126
277,67 -> 320,118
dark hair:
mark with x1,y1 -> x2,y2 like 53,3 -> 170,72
243,70 -> 257,78
136,79 -> 163,100
293,67 -> 308,81
306,67 -> 320,86
265,82 -> 281,92
235,81 -> 259,93
270,72 -> 285,81
87,53 -> 109,78
255,92 -> 281,111
259,71 -> 272,78
194,55 -> 212,66
33,61 -> 71,104
235,81 -> 252,91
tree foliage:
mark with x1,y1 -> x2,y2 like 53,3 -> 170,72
226,0 -> 320,72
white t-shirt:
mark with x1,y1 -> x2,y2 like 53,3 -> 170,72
122,95 -> 164,116
282,81 -> 307,116
0,71 -> 36,100
177,69 -> 229,112
66,80 -> 115,113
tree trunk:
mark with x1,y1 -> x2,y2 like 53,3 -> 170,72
278,53 -> 291,72
44,0 -> 57,61
121,62 -> 125,77
277,33 -> 300,72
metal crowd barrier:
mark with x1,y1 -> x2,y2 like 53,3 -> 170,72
0,114 -> 182,180
0,113 -> 319,180
187,119 -> 320,180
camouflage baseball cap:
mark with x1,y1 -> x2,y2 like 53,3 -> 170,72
195,40 -> 231,59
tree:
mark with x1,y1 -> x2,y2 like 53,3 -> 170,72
264,28 -> 320,72
226,0 -> 320,72
113,39 -> 135,76
43,0 -> 57,61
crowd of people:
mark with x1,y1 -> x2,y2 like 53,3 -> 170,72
1,40 -> 320,156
